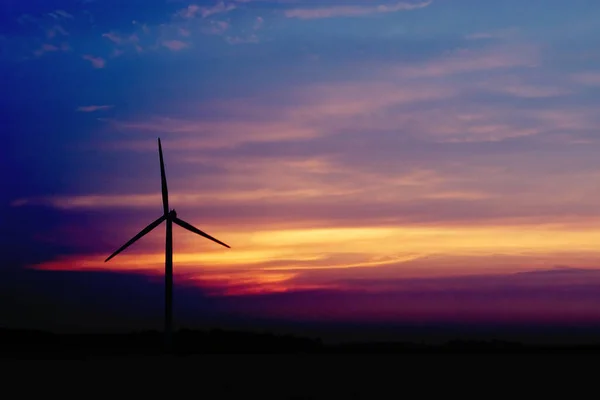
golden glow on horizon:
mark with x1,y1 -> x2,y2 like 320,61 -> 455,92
33,223 -> 600,294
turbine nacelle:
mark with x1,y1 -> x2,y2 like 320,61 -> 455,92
168,209 -> 178,219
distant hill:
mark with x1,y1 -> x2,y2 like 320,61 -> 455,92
2,327 -> 600,358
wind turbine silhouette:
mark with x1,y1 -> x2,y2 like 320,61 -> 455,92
104,138 -> 230,352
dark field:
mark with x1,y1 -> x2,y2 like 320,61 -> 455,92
3,328 -> 594,398
4,327 -> 600,359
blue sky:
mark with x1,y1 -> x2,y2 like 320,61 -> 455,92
3,0 -> 600,332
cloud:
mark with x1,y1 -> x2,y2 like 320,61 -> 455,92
465,27 -> 518,41
226,34 -> 259,44
32,42 -> 70,57
55,10 -> 74,19
482,84 -> 570,98
33,44 -> 59,57
175,2 -> 237,19
204,20 -> 230,35
572,72 -> 600,86
200,1 -> 237,18
48,10 -> 74,20
76,105 -> 114,112
161,40 -> 189,51
285,0 -> 432,19
88,42 -> 576,150
10,263 -> 600,333
392,45 -> 539,78
67,36 -> 599,156
82,55 -> 106,68
132,20 -> 150,34
13,151 -> 600,230
176,4 -> 201,19
47,25 -> 69,38
254,16 -> 264,30
474,74 -> 571,98
199,8 -> 262,40
27,237 -> 600,319
102,31 -> 143,54
240,267 -> 600,325
10,261 -> 600,335
101,115 -> 322,149
102,32 -> 124,44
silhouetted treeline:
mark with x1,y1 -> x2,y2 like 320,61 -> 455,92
2,328 -> 600,358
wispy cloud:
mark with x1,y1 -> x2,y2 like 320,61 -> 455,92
33,42 -> 70,57
82,54 -> 106,68
476,75 -> 571,98
254,16 -> 264,30
47,25 -> 69,38
33,43 -> 59,57
224,14 -> 263,43
285,0 -> 432,19
175,2 -> 237,19
102,31 -> 125,44
199,1 -> 238,18
48,10 -> 74,20
393,45 -> 539,78
102,31 -> 143,54
161,39 -> 189,51
572,72 -> 600,86
92,46 -> 551,147
176,4 -> 201,19
204,20 -> 230,35
226,34 -> 259,44
77,105 -> 114,112
82,39 -> 599,156
465,27 -> 519,41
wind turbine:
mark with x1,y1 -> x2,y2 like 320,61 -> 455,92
104,137 -> 230,352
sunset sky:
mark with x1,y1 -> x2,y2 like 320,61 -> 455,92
3,0 -> 600,334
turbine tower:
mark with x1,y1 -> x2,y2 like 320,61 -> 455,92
104,138 -> 230,352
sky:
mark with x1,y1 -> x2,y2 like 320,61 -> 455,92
3,0 -> 600,335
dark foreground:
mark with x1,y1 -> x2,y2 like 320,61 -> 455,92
3,327 -> 600,359
3,328 -> 597,398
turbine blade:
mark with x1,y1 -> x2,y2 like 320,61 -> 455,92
158,138 -> 169,216
173,217 -> 231,249
105,215 -> 166,262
